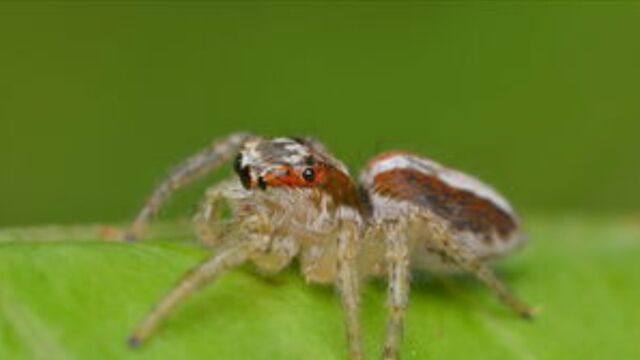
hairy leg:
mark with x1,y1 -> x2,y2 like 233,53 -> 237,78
194,178 -> 241,247
124,132 -> 253,241
382,226 -> 410,360
128,241 -> 255,346
424,220 -> 535,318
335,222 -> 363,360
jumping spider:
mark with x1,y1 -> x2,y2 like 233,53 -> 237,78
125,132 -> 534,360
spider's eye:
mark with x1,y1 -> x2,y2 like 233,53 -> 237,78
233,153 -> 252,189
233,154 -> 243,173
302,168 -> 316,182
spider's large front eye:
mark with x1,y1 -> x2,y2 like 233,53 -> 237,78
233,154 -> 243,174
302,168 -> 316,182
233,154 -> 252,189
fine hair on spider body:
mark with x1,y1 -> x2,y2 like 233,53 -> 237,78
125,132 -> 534,360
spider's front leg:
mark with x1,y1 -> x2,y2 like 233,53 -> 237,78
128,240 -> 256,347
128,181 -> 279,346
124,132 -> 253,241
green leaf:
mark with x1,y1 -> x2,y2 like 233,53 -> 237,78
0,216 -> 638,359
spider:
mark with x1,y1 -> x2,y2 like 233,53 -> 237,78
124,132 -> 534,360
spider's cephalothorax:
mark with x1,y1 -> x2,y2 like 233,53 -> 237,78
232,136 -> 364,213
201,136 -> 366,285
125,133 -> 534,360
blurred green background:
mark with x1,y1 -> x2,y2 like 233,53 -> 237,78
1,2 -> 639,227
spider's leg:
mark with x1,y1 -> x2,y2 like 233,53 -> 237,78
382,226 -> 410,360
124,132 -> 253,241
424,221 -> 535,318
336,222 -> 363,360
194,178 -> 241,247
128,241 -> 256,346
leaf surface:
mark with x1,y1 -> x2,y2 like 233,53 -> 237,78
0,216 -> 638,359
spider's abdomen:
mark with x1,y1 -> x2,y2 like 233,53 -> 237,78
360,151 -> 524,261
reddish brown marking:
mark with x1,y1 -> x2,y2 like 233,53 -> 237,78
373,169 -> 517,240
260,163 -> 365,214
260,165 -> 311,188
318,164 -> 364,213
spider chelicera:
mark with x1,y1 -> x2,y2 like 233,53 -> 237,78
124,132 -> 534,360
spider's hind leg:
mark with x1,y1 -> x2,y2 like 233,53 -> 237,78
423,220 -> 535,319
